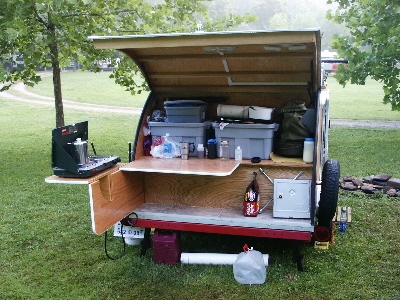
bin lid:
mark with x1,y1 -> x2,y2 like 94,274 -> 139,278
90,30 -> 321,96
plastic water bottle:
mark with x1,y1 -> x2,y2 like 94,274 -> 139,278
339,208 -> 347,233
235,146 -> 242,161
197,144 -> 205,159
163,133 -> 174,158
303,138 -> 314,163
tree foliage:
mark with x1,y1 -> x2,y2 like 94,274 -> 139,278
0,0 -> 255,126
327,0 -> 400,110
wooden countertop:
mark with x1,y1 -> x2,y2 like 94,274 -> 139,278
45,155 -> 312,184
120,156 -> 240,176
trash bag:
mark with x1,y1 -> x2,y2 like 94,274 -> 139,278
233,244 -> 266,284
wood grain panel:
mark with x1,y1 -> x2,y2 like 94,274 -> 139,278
143,165 -> 311,210
90,170 -> 145,235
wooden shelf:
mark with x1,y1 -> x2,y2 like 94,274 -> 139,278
120,156 -> 311,176
120,156 -> 240,176
45,164 -> 123,184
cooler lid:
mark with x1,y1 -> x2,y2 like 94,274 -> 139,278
90,30 -> 321,94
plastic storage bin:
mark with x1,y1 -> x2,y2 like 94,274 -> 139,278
212,122 -> 278,159
152,230 -> 181,265
164,100 -> 207,123
149,121 -> 209,157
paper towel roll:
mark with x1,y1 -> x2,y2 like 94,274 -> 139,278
217,104 -> 249,119
180,252 -> 269,265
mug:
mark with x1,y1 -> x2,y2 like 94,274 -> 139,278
180,142 -> 195,160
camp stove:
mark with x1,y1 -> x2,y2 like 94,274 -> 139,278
51,121 -> 120,178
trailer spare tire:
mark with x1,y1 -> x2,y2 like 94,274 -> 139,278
317,159 -> 340,227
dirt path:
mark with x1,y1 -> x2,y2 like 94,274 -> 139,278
1,82 -> 400,129
330,119 -> 400,129
1,82 -> 142,115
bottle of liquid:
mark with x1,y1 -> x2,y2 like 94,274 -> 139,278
197,144 -> 205,159
303,137 -> 314,163
163,133 -> 174,158
339,208 -> 347,233
235,146 -> 242,161
219,140 -> 230,160
207,139 -> 217,159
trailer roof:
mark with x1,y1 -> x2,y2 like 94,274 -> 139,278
90,29 -> 322,94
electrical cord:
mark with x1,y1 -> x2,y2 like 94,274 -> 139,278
104,212 -> 139,260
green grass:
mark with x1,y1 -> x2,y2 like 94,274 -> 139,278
25,70 -> 148,107
0,77 -> 399,299
327,77 -> 400,121
10,71 -> 400,121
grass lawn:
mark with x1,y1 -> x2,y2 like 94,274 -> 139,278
327,77 -> 400,121
16,70 -> 400,121
0,75 -> 399,299
26,70 -> 148,108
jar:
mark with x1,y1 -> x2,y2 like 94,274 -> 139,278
302,138 -> 314,163
219,140 -> 230,160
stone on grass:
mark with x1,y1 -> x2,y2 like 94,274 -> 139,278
360,185 -> 377,194
386,189 -> 398,197
343,175 -> 354,182
387,178 -> 400,189
362,176 -> 373,184
351,178 -> 364,188
341,181 -> 358,191
373,174 -> 392,182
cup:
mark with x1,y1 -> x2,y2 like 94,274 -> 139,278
180,142 -> 194,160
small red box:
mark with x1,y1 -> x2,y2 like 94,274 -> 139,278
152,230 -> 181,265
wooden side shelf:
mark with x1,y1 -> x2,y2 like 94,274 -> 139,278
45,164 -> 124,185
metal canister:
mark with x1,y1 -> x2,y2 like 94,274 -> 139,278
73,138 -> 89,165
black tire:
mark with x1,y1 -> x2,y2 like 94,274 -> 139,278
317,159 -> 340,227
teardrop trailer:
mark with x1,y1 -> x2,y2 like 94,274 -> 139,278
45,29 -> 340,269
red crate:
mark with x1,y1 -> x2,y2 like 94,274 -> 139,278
152,230 -> 181,265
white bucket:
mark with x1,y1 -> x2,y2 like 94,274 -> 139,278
124,237 -> 143,246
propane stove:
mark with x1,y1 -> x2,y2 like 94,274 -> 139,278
51,121 -> 120,178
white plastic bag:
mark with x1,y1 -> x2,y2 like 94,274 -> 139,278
150,137 -> 165,158
149,136 -> 181,158
233,246 -> 266,284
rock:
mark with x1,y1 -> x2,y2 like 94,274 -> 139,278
343,175 -> 354,182
341,181 -> 358,191
372,180 -> 388,186
387,178 -> 400,189
361,185 -> 377,194
362,176 -> 373,184
386,189 -> 398,197
373,174 -> 392,182
351,178 -> 364,188
383,186 -> 393,193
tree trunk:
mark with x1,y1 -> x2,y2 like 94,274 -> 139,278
49,27 -> 64,127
